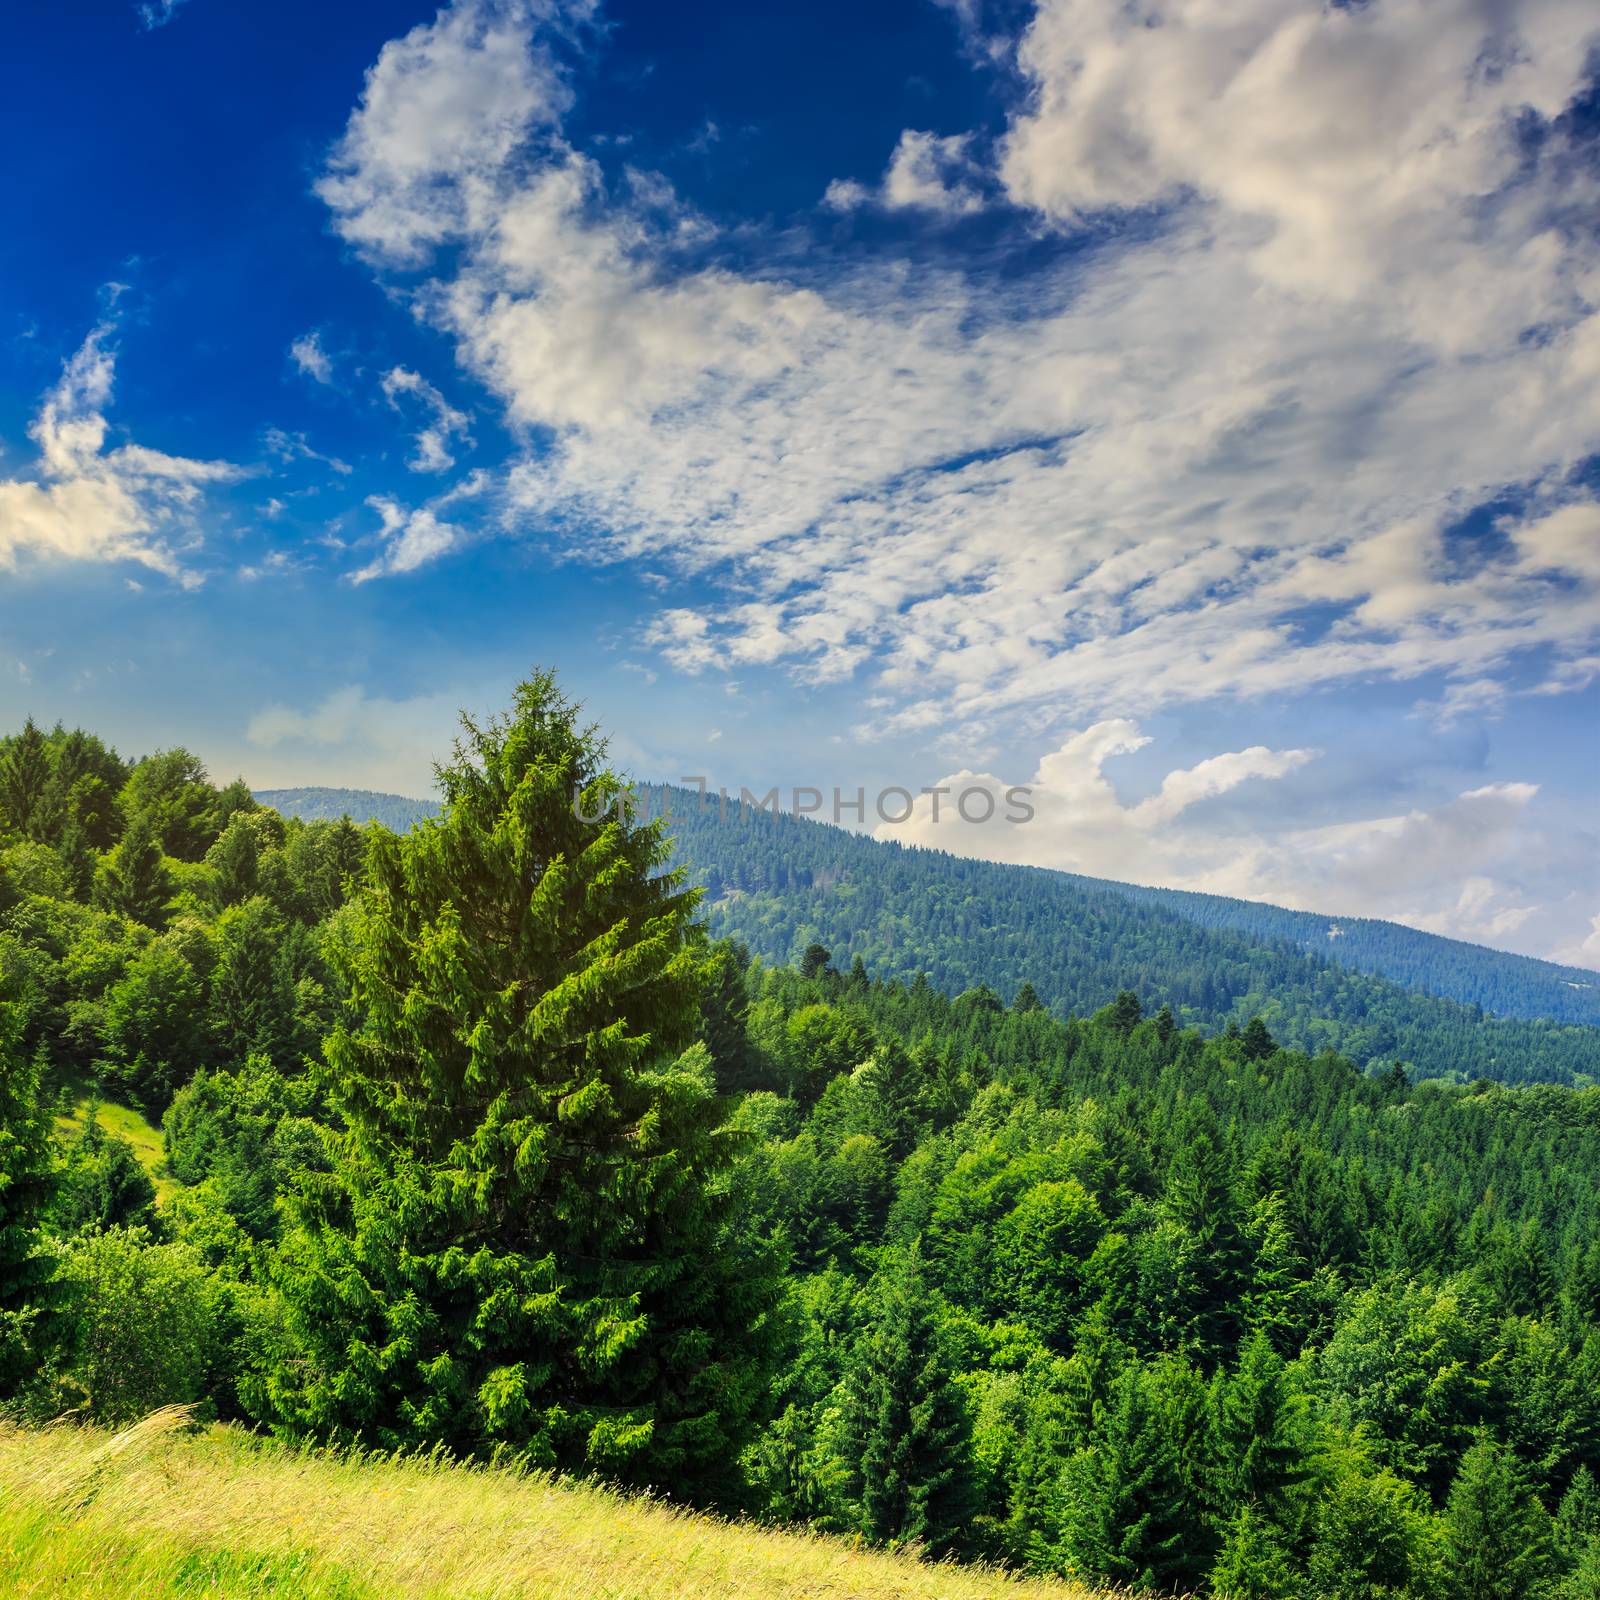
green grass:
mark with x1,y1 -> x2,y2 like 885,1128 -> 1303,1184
54,1096 -> 178,1205
0,1411 -> 1106,1600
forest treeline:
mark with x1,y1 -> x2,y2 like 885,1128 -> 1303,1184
3,684 -> 1600,1598
261,782 -> 1600,1068
657,787 -> 1600,1085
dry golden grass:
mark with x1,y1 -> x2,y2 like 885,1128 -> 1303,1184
0,1409 -> 1109,1600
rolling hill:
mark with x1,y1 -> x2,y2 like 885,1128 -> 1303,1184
257,782 -> 1600,1084
0,1411 -> 1095,1600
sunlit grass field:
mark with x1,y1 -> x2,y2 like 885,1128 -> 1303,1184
54,1096 -> 177,1205
0,1410 -> 1105,1600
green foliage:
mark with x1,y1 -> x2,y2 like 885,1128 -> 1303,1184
1057,1355 -> 1216,1592
267,674 -> 782,1495
1211,1504 -> 1304,1600
94,815 -> 174,929
119,748 -> 216,862
1441,1437 -> 1555,1600
0,1003 -> 63,1393
52,1105 -> 158,1235
661,785 -> 1600,1083
840,1242 -> 975,1552
8,707 -> 1600,1600
60,1225 -> 216,1422
164,1061 -> 327,1239
1304,1460 -> 1444,1600
100,939 -> 208,1107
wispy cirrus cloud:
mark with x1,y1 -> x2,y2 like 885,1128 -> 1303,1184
136,0 -> 190,30
380,366 -> 472,472
315,0 -> 1600,736
0,324 -> 239,583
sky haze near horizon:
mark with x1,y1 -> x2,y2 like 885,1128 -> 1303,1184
1,0 -> 1598,967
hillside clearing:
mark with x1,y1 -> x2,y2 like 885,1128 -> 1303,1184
53,1096 -> 176,1204
0,1412 -> 1104,1600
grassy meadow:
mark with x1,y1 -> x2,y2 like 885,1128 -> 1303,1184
54,1096 -> 176,1205
0,1410 -> 1106,1600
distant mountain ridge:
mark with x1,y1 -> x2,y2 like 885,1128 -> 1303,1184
254,787 -> 442,833
1100,879 -> 1600,1028
256,782 -> 1600,1081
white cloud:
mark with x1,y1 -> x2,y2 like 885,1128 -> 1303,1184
821,178 -> 871,212
137,0 -> 189,29
0,325 -> 238,581
316,0 -> 591,266
245,683 -> 463,793
879,725 -> 1600,966
289,331 -> 334,384
380,366 -> 472,472
350,491 -> 462,582
264,426 -> 352,476
1000,0 -> 1599,330
826,129 -> 985,215
317,0 -> 1600,749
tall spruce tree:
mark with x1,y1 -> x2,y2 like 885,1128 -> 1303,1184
1060,1355 -> 1216,1593
95,814 -> 172,928
1442,1436 -> 1554,1600
0,719 -> 55,842
267,673 -> 780,1494
1209,1333 -> 1308,1528
841,1239 -> 976,1553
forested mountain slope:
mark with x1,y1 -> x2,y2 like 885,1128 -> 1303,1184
655,786 -> 1600,1085
9,692 -> 1600,1600
253,787 -> 441,833
1107,880 -> 1600,1026
256,781 -> 1600,1084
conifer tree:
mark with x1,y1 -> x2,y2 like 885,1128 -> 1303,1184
1210,1504 -> 1304,1600
800,943 -> 833,980
56,815 -> 96,902
205,813 -> 261,907
841,1239 -> 975,1553
1013,981 -> 1042,1014
1557,1467 -> 1600,1597
1442,1436 -> 1554,1600
1060,1356 -> 1215,1593
267,672 -> 781,1494
1210,1333 -> 1308,1525
0,719 -> 55,841
1107,990 -> 1143,1035
94,814 -> 172,928
1239,1016 -> 1277,1063
698,938 -> 757,1092
1166,1119 -> 1252,1358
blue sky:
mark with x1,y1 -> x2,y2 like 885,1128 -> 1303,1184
2,0 -> 1598,966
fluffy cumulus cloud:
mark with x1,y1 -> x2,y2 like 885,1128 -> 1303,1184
289,331 -> 334,384
315,0 -> 1600,955
351,495 -> 459,582
0,326 -> 238,582
318,0 -> 1600,719
879,725 -> 1600,968
825,129 -> 985,215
